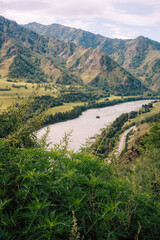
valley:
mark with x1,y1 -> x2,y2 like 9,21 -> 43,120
1,91 -> 160,239
25,22 -> 160,92
0,15 -> 160,240
0,16 -> 157,116
38,99 -> 156,151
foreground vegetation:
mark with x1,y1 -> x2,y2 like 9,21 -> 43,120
0,97 -> 160,239
1,15 -> 160,239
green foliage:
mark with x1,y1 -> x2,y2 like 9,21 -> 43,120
9,55 -> 47,83
91,113 -> 129,157
0,16 -> 160,238
117,120 -> 160,233
0,90 -> 47,148
45,97 -> 154,126
1,16 -> 153,97
115,119 -> 160,239
0,95 -> 160,239
152,58 -> 160,73
129,38 -> 149,69
25,21 -> 160,92
0,87 -> 11,91
12,84 -> 28,89
141,120 -> 160,149
58,89 -> 102,103
90,101 -> 155,158
28,95 -> 63,112
1,138 -> 160,239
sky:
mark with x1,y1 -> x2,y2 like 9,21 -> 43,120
0,0 -> 160,42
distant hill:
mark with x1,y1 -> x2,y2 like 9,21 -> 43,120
0,16 -> 82,85
0,16 -> 149,96
66,47 -> 146,95
25,22 -> 160,92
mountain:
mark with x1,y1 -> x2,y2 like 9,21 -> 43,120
0,16 -> 83,85
24,22 -> 160,92
23,22 -> 106,49
0,16 -> 148,97
66,47 -> 146,95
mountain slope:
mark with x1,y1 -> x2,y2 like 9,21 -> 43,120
0,16 -> 149,97
66,48 -> 146,95
106,36 -> 160,92
0,16 -> 82,85
23,22 -> 106,49
25,22 -> 160,92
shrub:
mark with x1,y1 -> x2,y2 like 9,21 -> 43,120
0,90 -> 47,148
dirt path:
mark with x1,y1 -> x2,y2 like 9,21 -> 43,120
115,126 -> 136,156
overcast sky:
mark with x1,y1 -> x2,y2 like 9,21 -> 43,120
1,0 -> 160,42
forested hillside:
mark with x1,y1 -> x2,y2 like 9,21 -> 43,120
25,22 -> 160,92
0,16 -> 149,98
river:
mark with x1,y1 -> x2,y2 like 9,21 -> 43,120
38,100 -> 154,151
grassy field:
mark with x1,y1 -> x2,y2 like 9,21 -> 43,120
127,123 -> 150,148
0,76 -> 128,114
0,72 -> 158,117
126,101 -> 160,148
129,101 -> 160,124
47,102 -> 85,114
46,95 -> 132,115
0,79 -> 85,114
0,77 -> 58,112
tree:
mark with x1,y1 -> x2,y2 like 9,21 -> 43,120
0,89 -> 48,148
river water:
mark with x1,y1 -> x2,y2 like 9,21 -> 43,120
38,100 -> 154,151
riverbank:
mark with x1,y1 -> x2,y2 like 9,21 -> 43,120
38,99 -> 157,151
43,96 -> 159,127
92,100 -> 160,159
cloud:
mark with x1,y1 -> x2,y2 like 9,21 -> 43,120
0,0 -> 160,41
59,19 -> 93,32
1,0 -> 160,27
104,23 -> 139,39
102,0 -> 160,27
0,0 -> 46,12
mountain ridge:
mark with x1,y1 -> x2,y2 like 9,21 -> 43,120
24,21 -> 160,92
0,16 -> 150,97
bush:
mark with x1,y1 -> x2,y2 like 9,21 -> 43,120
1,144 -> 160,239
0,95 -> 160,239
0,90 -> 47,148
